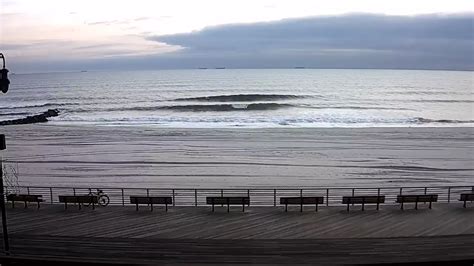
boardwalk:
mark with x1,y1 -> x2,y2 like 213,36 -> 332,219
1,203 -> 474,264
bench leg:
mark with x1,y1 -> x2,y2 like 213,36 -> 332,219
64,202 -> 67,210
315,203 -> 318,212
79,203 -> 82,210
136,203 -> 139,211
401,202 -> 404,210
227,203 -> 230,213
376,202 -> 380,211
242,203 -> 245,212
24,201 -> 28,209
415,201 -> 418,210
285,203 -> 288,212
151,203 -> 153,212
300,202 -> 303,212
362,202 -> 365,211
11,200 -> 14,209
37,201 -> 40,210
464,200 -> 466,208
429,201 -> 432,209
92,201 -> 95,210
166,203 -> 168,212
347,203 -> 350,212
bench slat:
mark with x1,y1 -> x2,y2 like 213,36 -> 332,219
206,197 -> 249,205
130,196 -> 172,205
396,194 -> 438,203
58,195 -> 98,204
280,197 -> 324,205
460,193 -> 474,201
342,196 -> 385,204
7,194 -> 43,202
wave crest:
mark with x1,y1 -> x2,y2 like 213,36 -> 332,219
174,94 -> 308,102
161,103 -> 291,112
413,117 -> 474,124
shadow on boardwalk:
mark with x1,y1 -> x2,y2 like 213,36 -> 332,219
1,204 -> 473,264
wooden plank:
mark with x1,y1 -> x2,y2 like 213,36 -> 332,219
2,234 -> 474,265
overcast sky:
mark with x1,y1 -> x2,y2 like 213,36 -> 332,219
1,0 -> 473,72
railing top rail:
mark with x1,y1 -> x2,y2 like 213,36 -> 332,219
7,185 -> 474,191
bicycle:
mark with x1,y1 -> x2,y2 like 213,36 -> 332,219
85,189 -> 110,207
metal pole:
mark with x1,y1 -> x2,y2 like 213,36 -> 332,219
121,189 -> 125,207
0,158 -> 10,254
447,187 -> 451,203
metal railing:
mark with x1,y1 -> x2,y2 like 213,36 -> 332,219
5,185 -> 473,207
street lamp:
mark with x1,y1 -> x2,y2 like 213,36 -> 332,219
0,52 -> 10,254
0,53 -> 9,93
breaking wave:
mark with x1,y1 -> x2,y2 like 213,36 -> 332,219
413,117 -> 474,124
155,103 -> 291,112
174,94 -> 308,102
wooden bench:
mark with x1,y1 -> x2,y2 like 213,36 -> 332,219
459,193 -> 474,208
7,194 -> 43,209
206,196 -> 249,212
130,196 -> 172,211
342,195 -> 385,211
396,194 -> 438,210
58,195 -> 98,210
280,197 -> 324,212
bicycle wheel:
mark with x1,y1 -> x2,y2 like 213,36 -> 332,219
84,193 -> 94,207
98,195 -> 110,206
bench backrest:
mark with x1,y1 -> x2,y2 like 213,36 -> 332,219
58,195 -> 98,203
397,194 -> 438,203
130,196 -> 172,204
280,197 -> 324,204
460,193 -> 474,201
342,196 -> 385,204
7,194 -> 42,202
206,197 -> 250,205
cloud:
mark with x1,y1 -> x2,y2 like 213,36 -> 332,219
147,13 -> 474,70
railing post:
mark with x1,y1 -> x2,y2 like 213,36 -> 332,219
424,187 -> 427,195
73,188 -> 76,196
247,189 -> 250,206
300,189 -> 303,198
447,187 -> 451,203
172,189 -> 175,206
146,189 -> 149,197
121,188 -> 125,206
273,189 -> 276,207
194,189 -> 198,206
377,188 -> 380,197
27,187 -> 30,195
221,189 -> 223,206
352,188 -> 355,206
50,187 -> 53,204
326,189 -> 329,206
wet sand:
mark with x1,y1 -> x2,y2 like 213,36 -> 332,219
1,125 -> 473,188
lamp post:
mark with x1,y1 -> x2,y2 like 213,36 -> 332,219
0,52 -> 11,255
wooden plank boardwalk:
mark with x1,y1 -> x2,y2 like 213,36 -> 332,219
1,203 -> 474,264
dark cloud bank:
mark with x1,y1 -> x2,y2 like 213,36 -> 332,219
15,13 -> 474,72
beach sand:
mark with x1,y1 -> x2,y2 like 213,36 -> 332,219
1,125 -> 472,188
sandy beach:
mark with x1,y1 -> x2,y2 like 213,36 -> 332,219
1,125 -> 472,188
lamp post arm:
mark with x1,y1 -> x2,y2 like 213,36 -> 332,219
0,53 -> 5,69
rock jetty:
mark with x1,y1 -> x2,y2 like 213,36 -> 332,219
0,109 -> 59,126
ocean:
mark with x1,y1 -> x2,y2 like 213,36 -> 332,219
1,69 -> 473,128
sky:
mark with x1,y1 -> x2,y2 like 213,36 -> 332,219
1,0 -> 473,72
